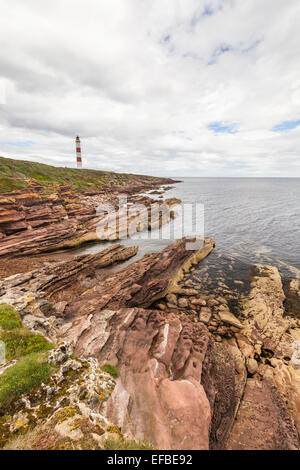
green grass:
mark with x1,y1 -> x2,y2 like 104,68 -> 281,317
0,353 -> 51,410
104,436 -> 154,450
0,156 -> 159,193
0,304 -> 54,418
0,304 -> 53,361
0,329 -> 53,361
0,303 -> 21,330
101,363 -> 118,378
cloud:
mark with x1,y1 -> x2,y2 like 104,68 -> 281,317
0,0 -> 299,176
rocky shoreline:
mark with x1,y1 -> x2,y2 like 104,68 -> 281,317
0,177 -> 300,450
0,176 -> 179,275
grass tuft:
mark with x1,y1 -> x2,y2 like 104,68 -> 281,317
0,353 -> 51,410
0,304 -> 53,361
0,303 -> 21,330
0,328 -> 53,361
101,363 -> 118,378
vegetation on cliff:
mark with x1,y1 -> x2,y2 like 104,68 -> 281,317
0,303 -> 53,361
2,421 -> 154,450
101,363 -> 119,378
0,305 -> 152,450
0,352 -> 51,410
1,329 -> 53,361
0,303 -> 21,330
0,155 -> 159,193
0,303 -> 53,411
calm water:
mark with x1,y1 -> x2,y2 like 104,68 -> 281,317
79,178 -> 300,281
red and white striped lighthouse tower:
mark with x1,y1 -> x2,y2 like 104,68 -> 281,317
76,136 -> 82,169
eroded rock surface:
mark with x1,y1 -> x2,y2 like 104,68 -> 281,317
0,179 -> 178,258
63,306 -> 241,450
0,342 -> 121,450
1,235 -> 300,450
226,265 -> 300,450
226,377 -> 299,450
284,278 -> 300,318
98,308 -> 212,450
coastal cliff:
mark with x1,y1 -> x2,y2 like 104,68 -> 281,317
0,157 -> 300,450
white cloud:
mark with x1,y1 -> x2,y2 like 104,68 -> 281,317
0,0 -> 299,176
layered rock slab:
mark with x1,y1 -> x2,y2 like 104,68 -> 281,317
226,376 -> 299,450
0,244 -> 138,339
7,236 -> 300,450
64,304 -> 245,450
0,237 -> 222,449
62,237 -> 215,318
68,307 -> 212,450
0,179 -> 180,259
226,264 -> 300,450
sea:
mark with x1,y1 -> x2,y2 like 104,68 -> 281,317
78,177 -> 300,290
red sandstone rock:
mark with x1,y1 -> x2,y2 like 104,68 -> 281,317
0,209 -> 26,224
62,307 -> 212,449
225,264 -> 300,450
226,377 -> 299,450
61,237 -> 214,318
1,232 -> 299,450
0,180 -> 181,256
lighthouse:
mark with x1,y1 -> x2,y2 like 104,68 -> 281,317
76,136 -> 82,169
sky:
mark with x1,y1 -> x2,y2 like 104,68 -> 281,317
0,0 -> 300,177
